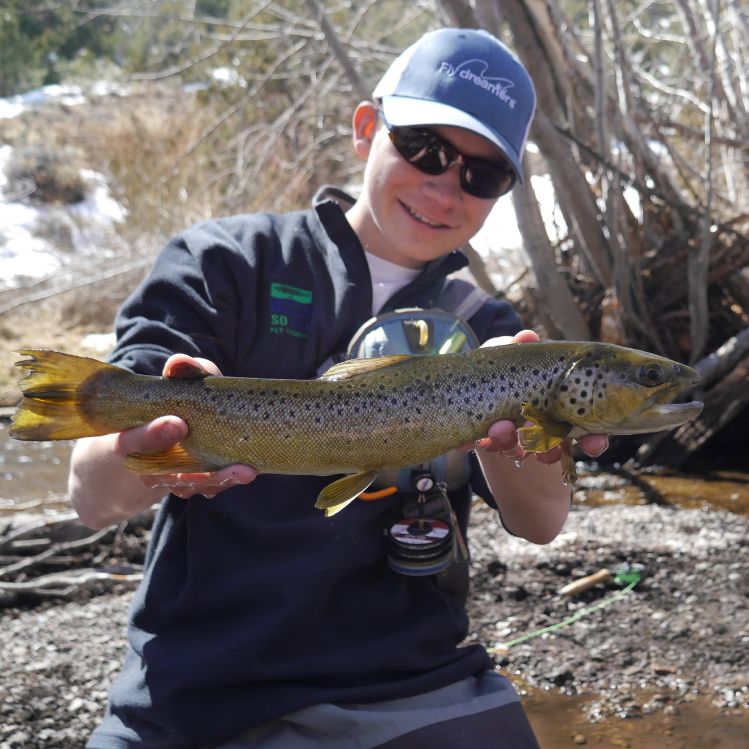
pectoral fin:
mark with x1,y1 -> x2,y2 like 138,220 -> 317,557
123,443 -> 213,474
315,471 -> 378,517
518,404 -> 577,485
518,403 -> 572,452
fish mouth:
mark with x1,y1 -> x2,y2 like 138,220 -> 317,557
632,399 -> 704,430
619,379 -> 703,433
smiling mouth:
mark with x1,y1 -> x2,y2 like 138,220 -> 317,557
400,201 -> 449,229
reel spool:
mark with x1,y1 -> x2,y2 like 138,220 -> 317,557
387,517 -> 455,576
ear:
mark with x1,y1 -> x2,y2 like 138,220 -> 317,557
351,101 -> 379,159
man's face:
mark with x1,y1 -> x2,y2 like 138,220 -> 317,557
348,110 -> 507,269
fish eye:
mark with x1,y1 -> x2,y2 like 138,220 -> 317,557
638,364 -> 664,387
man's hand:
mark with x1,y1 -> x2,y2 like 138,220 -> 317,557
464,330 -> 609,463
116,354 -> 257,499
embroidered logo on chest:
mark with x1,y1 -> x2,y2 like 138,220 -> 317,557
269,282 -> 312,339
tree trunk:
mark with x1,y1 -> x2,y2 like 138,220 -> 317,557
512,157 -> 591,339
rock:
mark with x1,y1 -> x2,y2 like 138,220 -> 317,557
487,559 -> 506,576
506,586 -> 528,601
5,731 -> 29,748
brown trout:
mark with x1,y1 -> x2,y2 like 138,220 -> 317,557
10,344 -> 702,515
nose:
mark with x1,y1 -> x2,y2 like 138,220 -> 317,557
422,161 -> 463,206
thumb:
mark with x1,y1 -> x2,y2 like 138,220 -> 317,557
114,415 -> 188,460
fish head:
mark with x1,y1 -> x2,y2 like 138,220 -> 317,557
553,343 -> 703,435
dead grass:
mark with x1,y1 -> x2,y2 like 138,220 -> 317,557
0,79 -> 353,406
0,281 -> 136,406
0,83 -> 214,403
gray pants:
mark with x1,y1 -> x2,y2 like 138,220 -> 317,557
213,670 -> 540,749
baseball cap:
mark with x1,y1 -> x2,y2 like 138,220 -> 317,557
372,28 -> 536,184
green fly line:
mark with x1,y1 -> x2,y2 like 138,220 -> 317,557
490,569 -> 642,652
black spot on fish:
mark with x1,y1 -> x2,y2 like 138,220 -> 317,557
586,369 -> 593,377
581,391 -> 588,398
577,408 -> 586,415
570,398 -> 577,404
560,385 -> 568,392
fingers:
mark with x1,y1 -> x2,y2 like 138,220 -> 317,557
114,415 -> 188,459
114,415 -> 257,499
481,329 -> 540,349
469,420 -> 526,459
140,465 -> 258,499
472,421 -> 609,466
163,353 -> 222,378
577,433 -> 609,458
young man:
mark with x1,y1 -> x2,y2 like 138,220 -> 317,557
72,28 -> 606,748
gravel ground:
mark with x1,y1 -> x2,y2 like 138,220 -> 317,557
467,499 -> 749,722
1,493 -> 747,748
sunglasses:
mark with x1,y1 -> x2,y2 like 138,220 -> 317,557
381,114 -> 517,199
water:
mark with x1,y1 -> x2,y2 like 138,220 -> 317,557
0,419 -> 73,514
574,466 -> 749,516
523,687 -> 748,748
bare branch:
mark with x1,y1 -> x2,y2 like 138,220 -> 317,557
303,0 -> 369,100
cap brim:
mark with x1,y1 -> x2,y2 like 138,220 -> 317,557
379,96 -> 525,185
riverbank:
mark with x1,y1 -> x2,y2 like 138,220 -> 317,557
1,490 -> 747,748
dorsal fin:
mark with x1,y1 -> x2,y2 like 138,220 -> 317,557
318,355 -> 413,381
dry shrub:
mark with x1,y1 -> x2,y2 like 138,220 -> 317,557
79,85 -> 225,236
5,140 -> 87,204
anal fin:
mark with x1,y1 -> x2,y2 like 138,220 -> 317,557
123,442 -> 214,474
315,471 -> 377,517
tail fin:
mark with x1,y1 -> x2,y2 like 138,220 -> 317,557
11,349 -> 120,441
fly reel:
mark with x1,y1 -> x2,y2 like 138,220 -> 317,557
386,472 -> 459,576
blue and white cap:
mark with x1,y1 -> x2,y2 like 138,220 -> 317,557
373,28 -> 536,184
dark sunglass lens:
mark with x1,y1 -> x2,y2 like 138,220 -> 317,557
392,128 -> 452,175
462,160 -> 516,198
